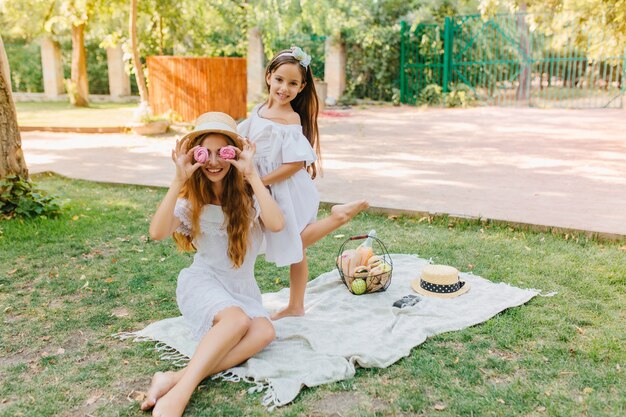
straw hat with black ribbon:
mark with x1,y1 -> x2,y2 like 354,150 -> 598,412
411,264 -> 470,299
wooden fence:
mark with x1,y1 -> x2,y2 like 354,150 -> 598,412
147,56 -> 247,122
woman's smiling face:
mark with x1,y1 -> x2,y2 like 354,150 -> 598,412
266,62 -> 305,104
199,133 -> 232,183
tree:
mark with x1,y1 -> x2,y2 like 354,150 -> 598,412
0,0 -> 54,41
0,35 -> 29,179
61,1 -> 92,106
69,20 -> 89,106
129,0 -> 149,106
4,0 -> 94,106
482,0 -> 626,57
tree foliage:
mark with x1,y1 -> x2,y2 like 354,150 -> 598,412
1,0 -> 624,102
0,0 -> 54,40
480,0 -> 626,57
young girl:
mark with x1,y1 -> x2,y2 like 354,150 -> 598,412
141,112 -> 285,417
238,47 -> 369,320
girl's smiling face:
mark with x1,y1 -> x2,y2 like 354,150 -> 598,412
266,63 -> 305,104
199,134 -> 232,183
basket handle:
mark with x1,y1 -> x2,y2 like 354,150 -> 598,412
336,233 -> 393,272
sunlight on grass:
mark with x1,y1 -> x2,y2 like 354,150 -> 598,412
0,174 -> 624,417
16,101 -> 137,128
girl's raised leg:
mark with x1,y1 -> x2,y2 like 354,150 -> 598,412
271,200 -> 368,321
301,200 -> 369,248
141,317 -> 275,411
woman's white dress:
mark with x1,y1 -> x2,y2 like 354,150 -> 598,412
174,198 -> 268,339
238,105 -> 320,267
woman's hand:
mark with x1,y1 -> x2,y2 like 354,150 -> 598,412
227,137 -> 258,181
172,137 -> 203,183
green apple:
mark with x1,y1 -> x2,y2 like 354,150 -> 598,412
351,278 -> 367,295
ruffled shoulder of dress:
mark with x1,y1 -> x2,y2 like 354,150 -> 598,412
281,126 -> 317,167
236,117 -> 251,138
237,104 -> 264,137
174,198 -> 192,236
237,104 -> 263,137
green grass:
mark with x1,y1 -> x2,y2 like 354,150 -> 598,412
16,101 -> 137,128
1,174 -> 624,417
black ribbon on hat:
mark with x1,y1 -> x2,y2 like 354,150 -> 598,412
420,279 -> 465,294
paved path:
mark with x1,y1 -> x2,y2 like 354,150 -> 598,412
21,106 -> 626,238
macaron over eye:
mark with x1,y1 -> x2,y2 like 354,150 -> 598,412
218,146 -> 237,160
194,146 -> 209,164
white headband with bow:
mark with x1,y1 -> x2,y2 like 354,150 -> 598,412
277,46 -> 312,68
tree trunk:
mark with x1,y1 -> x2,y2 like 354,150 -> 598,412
0,36 -> 28,179
130,0 -> 149,104
70,23 -> 89,107
0,36 -> 11,94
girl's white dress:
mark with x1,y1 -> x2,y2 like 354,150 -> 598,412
174,198 -> 268,339
238,105 -> 320,267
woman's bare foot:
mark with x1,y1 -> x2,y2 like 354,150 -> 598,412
151,388 -> 189,417
330,200 -> 369,223
141,371 -> 179,411
270,305 -> 305,320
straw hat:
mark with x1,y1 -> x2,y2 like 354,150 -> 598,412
411,264 -> 470,299
181,112 -> 240,144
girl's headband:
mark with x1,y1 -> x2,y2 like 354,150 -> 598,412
276,46 -> 312,68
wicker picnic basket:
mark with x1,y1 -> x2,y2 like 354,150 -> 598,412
336,233 -> 393,294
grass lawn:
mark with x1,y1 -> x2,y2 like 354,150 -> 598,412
0,174 -> 624,417
15,102 -> 137,128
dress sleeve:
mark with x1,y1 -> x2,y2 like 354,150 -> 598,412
237,117 -> 252,138
173,198 -> 192,236
281,127 -> 317,167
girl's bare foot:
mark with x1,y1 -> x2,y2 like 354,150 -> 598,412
270,305 -> 305,320
330,200 -> 369,223
141,371 -> 179,411
151,388 -> 188,417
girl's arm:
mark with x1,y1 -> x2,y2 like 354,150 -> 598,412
261,162 -> 303,186
228,139 -> 285,232
149,179 -> 183,240
248,173 -> 285,232
149,138 -> 203,240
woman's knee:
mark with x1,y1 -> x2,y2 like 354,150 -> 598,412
256,318 -> 276,346
216,307 -> 252,333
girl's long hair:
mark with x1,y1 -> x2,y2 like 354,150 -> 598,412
266,49 -> 322,179
172,133 -> 254,268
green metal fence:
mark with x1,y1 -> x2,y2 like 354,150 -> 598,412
400,14 -> 626,108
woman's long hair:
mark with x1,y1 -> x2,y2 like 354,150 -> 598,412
173,133 -> 254,268
265,48 -> 322,179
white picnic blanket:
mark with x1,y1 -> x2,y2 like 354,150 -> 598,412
118,254 -> 539,409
